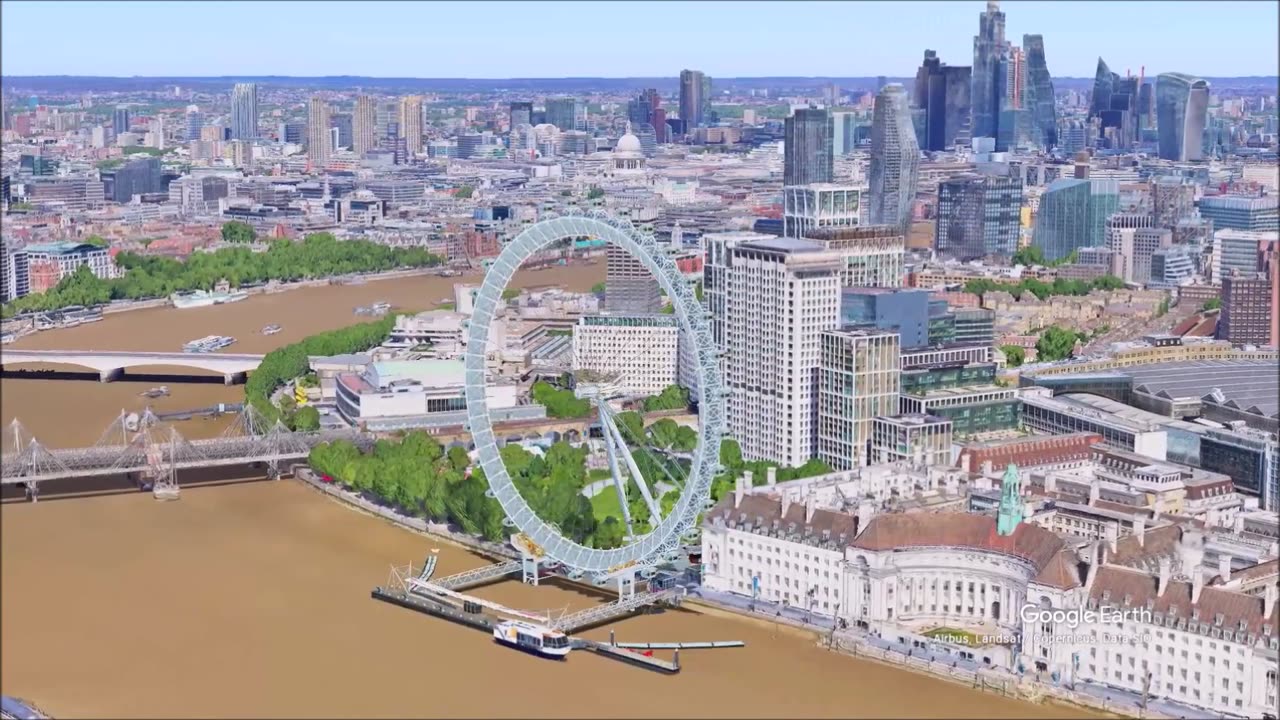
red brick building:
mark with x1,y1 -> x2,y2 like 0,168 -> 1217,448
957,432 -> 1103,474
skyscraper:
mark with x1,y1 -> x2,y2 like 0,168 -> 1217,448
306,96 -> 331,166
971,0 -> 1007,141
113,106 -> 131,135
712,236 -> 843,466
1156,73 -> 1210,161
230,83 -> 258,140
545,98 -> 584,132
1034,177 -> 1120,262
353,95 -> 376,155
1022,34 -> 1056,148
605,245 -> 662,314
508,101 -> 533,130
329,113 -> 352,150
935,174 -> 1022,260
913,50 -> 971,151
784,108 -> 833,187
868,85 -> 919,228
679,69 -> 709,131
399,95 -> 424,155
184,105 -> 203,142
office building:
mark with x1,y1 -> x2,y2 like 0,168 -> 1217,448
971,0 -> 1007,142
329,113 -> 352,150
1149,244 -> 1196,288
545,98 -> 584,132
1020,389 -> 1168,459
103,156 -> 162,203
1199,195 -> 1279,232
952,307 -> 996,346
184,105 -> 203,142
353,95 -> 376,155
679,69 -> 710,131
230,83 -> 258,140
913,50 -> 971,151
627,89 -> 660,128
22,241 -> 117,294
784,108 -> 834,186
306,96 -> 331,166
1105,213 -> 1155,282
817,328 -> 901,470
868,84 -> 919,228
899,373 -> 1018,437
1033,177 -> 1120,262
398,95 -> 424,155
1090,60 -> 1140,149
278,121 -> 306,145
1151,176 -> 1197,229
1213,230 -> 1274,282
112,106 -> 130,135
571,315 -> 678,397
1219,273 -> 1273,347
603,244 -> 662,315
871,414 -> 953,467
840,288 -> 932,349
803,225 -> 906,289
783,184 -> 859,239
1156,73 -> 1210,161
1127,227 -> 1174,286
718,237 -> 844,467
935,173 -> 1022,260
1022,35 -> 1056,147
334,359 -> 539,431
830,111 -> 860,157
2,248 -> 30,301
1199,426 -> 1278,509
509,101 -> 533,130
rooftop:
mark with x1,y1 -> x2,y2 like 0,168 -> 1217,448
1125,360 -> 1279,420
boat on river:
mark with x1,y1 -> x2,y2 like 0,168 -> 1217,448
261,324 -> 282,335
182,335 -> 237,353
492,620 -> 572,659
171,289 -> 249,309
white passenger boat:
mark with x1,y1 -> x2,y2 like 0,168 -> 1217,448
492,620 -> 571,659
261,324 -> 282,335
171,289 -> 249,309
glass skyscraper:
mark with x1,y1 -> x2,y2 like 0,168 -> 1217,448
783,108 -> 834,187
679,69 -> 710,131
545,98 -> 585,132
1021,34 -> 1056,148
1156,73 -> 1210,161
1034,178 -> 1120,262
230,83 -> 258,141
971,0 -> 1007,141
868,85 -> 919,228
935,173 -> 1022,260
913,50 -> 971,152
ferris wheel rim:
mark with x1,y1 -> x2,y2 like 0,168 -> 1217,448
463,211 -> 724,574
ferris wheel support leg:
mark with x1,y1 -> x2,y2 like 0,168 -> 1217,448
521,550 -> 541,586
599,405 -> 663,524
25,481 -> 38,503
602,417 -> 636,538
617,570 -> 636,601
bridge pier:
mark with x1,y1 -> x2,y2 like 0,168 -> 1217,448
99,367 -> 123,382
24,481 -> 39,503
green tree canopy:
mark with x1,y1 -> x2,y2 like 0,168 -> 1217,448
221,221 -> 257,244
1000,344 -> 1026,368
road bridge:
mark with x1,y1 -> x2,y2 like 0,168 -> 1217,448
0,349 -> 267,383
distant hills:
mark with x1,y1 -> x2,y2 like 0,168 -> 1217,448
2,75 -> 1276,94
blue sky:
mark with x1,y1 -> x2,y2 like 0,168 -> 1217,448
2,1 -> 1276,78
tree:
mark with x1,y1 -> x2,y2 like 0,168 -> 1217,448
590,282 -> 606,295
447,445 -> 470,472
1000,344 -> 1026,368
1201,297 -> 1221,312
1091,275 -> 1125,291
1036,326 -> 1079,362
530,381 -> 591,418
454,185 -> 474,199
292,406 -> 320,431
647,418 -> 681,449
221,221 -> 257,244
641,385 -> 690,412
587,186 -> 604,200
1012,245 -> 1045,267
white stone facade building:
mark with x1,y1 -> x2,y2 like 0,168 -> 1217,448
571,314 -> 678,397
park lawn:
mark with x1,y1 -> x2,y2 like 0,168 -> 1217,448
590,484 -> 625,522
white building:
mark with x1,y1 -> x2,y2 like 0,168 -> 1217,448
571,314 -> 678,397
700,478 -> 1280,718
712,236 -> 844,467
334,359 -> 541,431
782,183 -> 860,239
871,414 -> 954,467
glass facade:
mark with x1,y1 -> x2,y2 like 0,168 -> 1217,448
1156,73 -> 1210,161
784,108 -> 834,187
913,50 -> 971,151
971,0 -> 1006,141
840,288 -> 931,349
935,174 -> 1023,260
1034,178 -> 1120,262
869,84 -> 920,228
902,363 -> 996,395
1022,34 -> 1056,148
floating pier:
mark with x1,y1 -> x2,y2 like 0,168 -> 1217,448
613,640 -> 745,650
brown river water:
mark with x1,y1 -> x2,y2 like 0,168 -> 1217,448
0,481 -> 1095,719
0,260 -> 1095,718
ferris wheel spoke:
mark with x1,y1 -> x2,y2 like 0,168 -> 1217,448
601,415 -> 636,538
599,405 -> 663,524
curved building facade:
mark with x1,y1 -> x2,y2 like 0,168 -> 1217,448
1156,73 -> 1210,161
868,84 -> 920,228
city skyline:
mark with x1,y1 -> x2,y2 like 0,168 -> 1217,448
2,1 -> 1277,78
